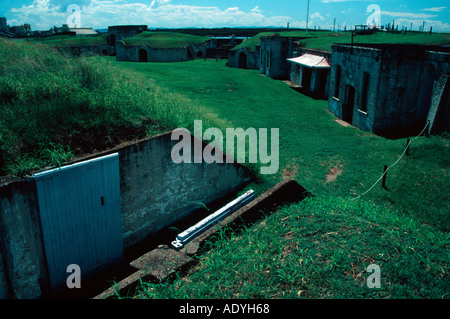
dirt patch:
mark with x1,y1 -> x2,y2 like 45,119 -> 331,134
282,164 -> 299,180
334,118 -> 351,127
325,164 -> 344,183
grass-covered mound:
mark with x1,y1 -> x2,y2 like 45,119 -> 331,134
232,30 -> 450,52
34,33 -> 108,47
123,31 -> 210,48
0,39 -> 205,176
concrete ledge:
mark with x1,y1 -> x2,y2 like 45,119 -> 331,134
94,178 -> 311,299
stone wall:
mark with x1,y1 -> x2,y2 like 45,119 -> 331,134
0,131 -> 250,298
328,44 -> 450,136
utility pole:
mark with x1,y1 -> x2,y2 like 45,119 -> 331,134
306,0 -> 310,31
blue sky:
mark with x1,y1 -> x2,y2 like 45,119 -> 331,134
1,0 -> 449,32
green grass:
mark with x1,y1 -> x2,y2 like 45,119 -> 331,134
131,196 -> 449,299
110,58 -> 449,232
231,30 -> 321,52
107,58 -> 449,299
32,33 -> 108,47
123,31 -> 210,48
0,39 -> 208,176
233,30 -> 450,52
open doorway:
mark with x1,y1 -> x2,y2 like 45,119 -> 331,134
302,67 -> 312,90
139,49 -> 148,62
238,52 -> 247,69
342,85 -> 355,124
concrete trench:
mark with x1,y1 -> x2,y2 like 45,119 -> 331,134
92,178 -> 311,300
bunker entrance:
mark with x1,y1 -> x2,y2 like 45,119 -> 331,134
139,49 -> 148,62
343,85 -> 355,124
238,52 -> 247,69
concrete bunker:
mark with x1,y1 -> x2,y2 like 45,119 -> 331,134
328,43 -> 450,137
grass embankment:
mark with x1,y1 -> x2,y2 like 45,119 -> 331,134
133,196 -> 449,299
109,58 -> 449,299
233,30 -> 450,52
123,31 -> 210,48
33,33 -> 108,46
0,39 -> 209,176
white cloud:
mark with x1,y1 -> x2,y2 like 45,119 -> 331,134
8,0 -> 296,30
150,0 -> 171,9
310,12 -> 325,21
251,6 -> 263,13
422,7 -> 447,12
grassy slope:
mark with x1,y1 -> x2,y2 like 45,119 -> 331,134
0,39 -> 205,176
109,58 -> 449,299
123,31 -> 210,48
33,33 -> 108,46
233,30 -> 450,52
111,58 -> 449,231
134,196 -> 449,299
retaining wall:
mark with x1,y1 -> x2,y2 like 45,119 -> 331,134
0,131 -> 251,298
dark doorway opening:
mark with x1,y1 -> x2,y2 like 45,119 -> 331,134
319,69 -> 328,97
343,85 -> 355,124
238,52 -> 247,69
139,49 -> 148,62
302,67 -> 312,90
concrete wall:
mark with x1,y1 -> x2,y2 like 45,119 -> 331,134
0,131 -> 250,298
259,36 -> 299,79
118,132 -> 250,248
328,45 -> 381,133
115,41 -> 190,62
0,180 -> 48,299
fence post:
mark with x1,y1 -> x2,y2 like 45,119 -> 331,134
382,165 -> 388,189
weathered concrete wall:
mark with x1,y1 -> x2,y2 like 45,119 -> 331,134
260,36 -> 301,79
116,41 -> 190,62
0,180 -> 48,299
0,131 -> 250,298
328,44 -> 450,136
328,45 -> 381,133
118,132 -> 251,248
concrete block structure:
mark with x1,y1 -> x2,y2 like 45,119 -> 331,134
328,43 -> 450,137
107,25 -> 148,55
259,35 -> 306,79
